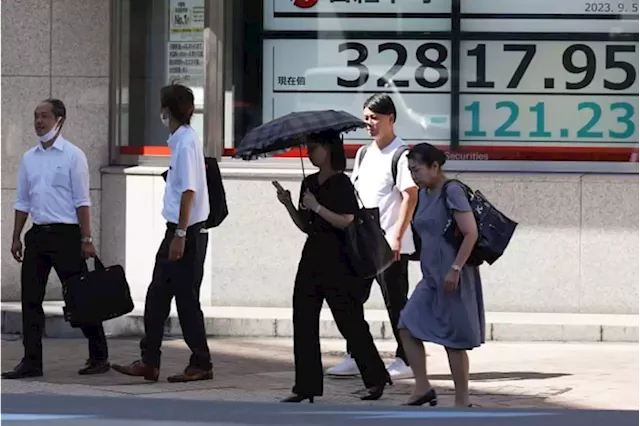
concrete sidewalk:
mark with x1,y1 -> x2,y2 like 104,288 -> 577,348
1,336 -> 637,410
2,302 -> 638,342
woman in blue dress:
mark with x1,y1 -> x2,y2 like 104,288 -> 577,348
398,143 -> 485,408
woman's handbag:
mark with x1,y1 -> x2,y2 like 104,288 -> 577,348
442,180 -> 518,266
344,190 -> 395,279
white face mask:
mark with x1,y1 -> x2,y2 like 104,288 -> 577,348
160,113 -> 170,128
39,119 -> 62,143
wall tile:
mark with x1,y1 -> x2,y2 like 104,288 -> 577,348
51,0 -> 109,77
580,179 -> 639,314
459,177 -> 582,313
1,0 -> 51,76
100,173 -> 127,268
1,77 -> 51,189
2,189 -> 28,301
51,77 -> 109,189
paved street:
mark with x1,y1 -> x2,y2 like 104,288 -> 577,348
2,394 -> 637,426
2,336 -> 637,411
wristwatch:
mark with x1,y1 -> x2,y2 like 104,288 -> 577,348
450,264 -> 461,272
81,236 -> 93,244
174,228 -> 187,238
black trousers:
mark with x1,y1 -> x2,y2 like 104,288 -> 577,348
347,255 -> 410,364
21,224 -> 108,368
140,222 -> 211,370
292,235 -> 388,397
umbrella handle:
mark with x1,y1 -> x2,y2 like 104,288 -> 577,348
299,145 -> 306,179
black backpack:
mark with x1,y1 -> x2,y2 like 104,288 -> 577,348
440,179 -> 517,266
161,156 -> 228,229
356,144 -> 422,260
203,157 -> 229,229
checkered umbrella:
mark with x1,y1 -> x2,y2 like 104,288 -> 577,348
234,109 -> 365,161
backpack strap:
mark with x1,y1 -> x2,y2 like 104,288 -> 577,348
391,145 -> 410,186
357,144 -> 369,169
356,143 -> 408,186
353,144 -> 369,184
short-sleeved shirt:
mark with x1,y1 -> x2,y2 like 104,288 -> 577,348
351,137 -> 417,254
298,172 -> 358,236
414,180 -> 473,273
161,125 -> 210,226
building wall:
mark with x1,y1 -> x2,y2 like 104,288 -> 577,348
1,0 -> 110,300
99,167 -> 639,315
1,0 -> 638,316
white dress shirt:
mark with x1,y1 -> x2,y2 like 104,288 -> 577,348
351,137 -> 417,254
161,125 -> 210,226
15,136 -> 91,225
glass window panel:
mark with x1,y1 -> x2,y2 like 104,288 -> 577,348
116,0 -> 205,148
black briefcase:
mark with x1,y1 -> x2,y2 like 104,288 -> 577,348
62,256 -> 134,326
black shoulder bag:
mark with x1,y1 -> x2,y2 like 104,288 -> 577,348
347,165 -> 395,279
441,180 -> 518,266
358,144 -> 421,262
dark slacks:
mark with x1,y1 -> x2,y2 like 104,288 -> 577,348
140,222 -> 211,370
347,255 -> 410,364
21,224 -> 108,368
292,234 -> 388,397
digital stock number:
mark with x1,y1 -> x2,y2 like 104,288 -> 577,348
336,42 -> 638,91
464,101 -> 636,140
467,43 -> 637,91
336,41 -> 449,89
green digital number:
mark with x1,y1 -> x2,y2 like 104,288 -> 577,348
529,102 -> 552,138
577,102 -> 604,138
494,101 -> 520,137
609,102 -> 635,139
463,101 -> 487,137
463,100 -> 636,141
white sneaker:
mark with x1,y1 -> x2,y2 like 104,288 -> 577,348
386,358 -> 414,380
325,354 -> 360,377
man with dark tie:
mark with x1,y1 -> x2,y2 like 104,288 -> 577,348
1,99 -> 110,379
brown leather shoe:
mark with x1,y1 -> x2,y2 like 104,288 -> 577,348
167,366 -> 213,383
111,360 -> 159,382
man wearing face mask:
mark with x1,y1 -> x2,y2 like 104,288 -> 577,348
112,84 -> 212,383
2,99 -> 109,379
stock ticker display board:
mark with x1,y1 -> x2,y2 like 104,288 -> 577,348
261,0 -> 639,161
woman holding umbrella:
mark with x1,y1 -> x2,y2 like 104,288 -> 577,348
274,131 -> 391,403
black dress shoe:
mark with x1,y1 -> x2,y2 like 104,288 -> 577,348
1,361 -> 43,380
78,360 -> 111,375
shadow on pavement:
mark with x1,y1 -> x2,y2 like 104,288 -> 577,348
0,336 -> 586,410
430,372 -> 571,382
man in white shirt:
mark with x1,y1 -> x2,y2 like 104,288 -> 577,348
112,84 -> 212,383
326,94 -> 418,380
2,99 -> 109,379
